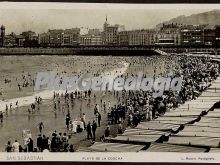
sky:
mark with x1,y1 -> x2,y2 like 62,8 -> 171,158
0,3 -> 219,34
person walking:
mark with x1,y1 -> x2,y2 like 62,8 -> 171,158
94,104 -> 98,115
31,103 -> 35,112
5,104 -> 8,112
65,114 -> 70,129
98,113 -> 101,127
51,133 -> 58,152
27,138 -> 34,152
103,102 -> 106,113
41,135 -> 48,151
92,120 -> 97,141
86,122 -> 93,140
0,111 -> 3,123
5,141 -> 12,152
81,113 -> 86,130
38,122 -> 44,133
37,134 -> 43,152
104,125 -> 110,138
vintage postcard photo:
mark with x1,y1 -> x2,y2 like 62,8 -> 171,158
0,2 -> 220,163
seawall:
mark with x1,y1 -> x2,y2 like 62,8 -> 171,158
0,47 -> 158,56
0,47 -> 220,56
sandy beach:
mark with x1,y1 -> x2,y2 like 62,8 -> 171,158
0,55 -> 180,151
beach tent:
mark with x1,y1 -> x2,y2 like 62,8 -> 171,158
164,111 -> 204,117
185,100 -> 216,104
123,128 -> 170,136
179,103 -> 214,110
200,92 -> 220,97
198,117 -> 220,123
136,121 -> 181,132
175,131 -> 220,138
167,136 -> 220,147
209,148 -> 220,153
205,111 -> 220,117
197,96 -> 220,103
175,107 -> 209,113
204,89 -> 220,94
105,134 -> 165,144
182,125 -> 220,133
148,120 -> 191,125
154,116 -> 200,124
88,142 -> 145,152
189,122 -> 220,127
76,147 -> 94,152
141,142 -> 208,153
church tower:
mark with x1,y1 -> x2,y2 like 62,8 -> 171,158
103,15 -> 108,30
1,25 -> 5,47
103,16 -> 109,45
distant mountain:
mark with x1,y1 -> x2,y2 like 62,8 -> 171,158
156,10 -> 220,29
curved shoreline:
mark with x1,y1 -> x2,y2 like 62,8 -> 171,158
0,62 -> 129,112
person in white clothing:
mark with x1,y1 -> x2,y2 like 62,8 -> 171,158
81,113 -> 86,130
12,140 -> 20,152
70,121 -> 77,133
96,104 -> 100,113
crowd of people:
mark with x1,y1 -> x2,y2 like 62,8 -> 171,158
1,55 -> 220,152
5,131 -> 75,152
124,56 -> 220,128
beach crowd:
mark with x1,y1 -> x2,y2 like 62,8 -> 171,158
1,55 -> 219,152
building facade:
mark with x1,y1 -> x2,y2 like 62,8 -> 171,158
153,24 -> 181,46
38,28 -> 80,47
80,35 -> 102,45
128,29 -> 154,46
118,31 -> 129,46
62,28 -> 80,46
102,17 -> 119,45
204,26 -> 216,46
180,25 -> 205,46
118,30 -> 154,46
88,29 -> 102,36
20,31 -> 38,47
15,35 -> 26,47
21,31 -> 37,41
215,25 -> 220,47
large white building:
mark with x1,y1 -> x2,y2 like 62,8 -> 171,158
153,24 -> 181,46
38,28 -> 80,47
80,34 -> 102,45
117,29 -> 155,46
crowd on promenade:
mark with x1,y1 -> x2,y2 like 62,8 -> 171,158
124,56 -> 219,126
2,55 -> 220,152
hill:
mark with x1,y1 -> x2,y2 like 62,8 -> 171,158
156,10 -> 220,28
